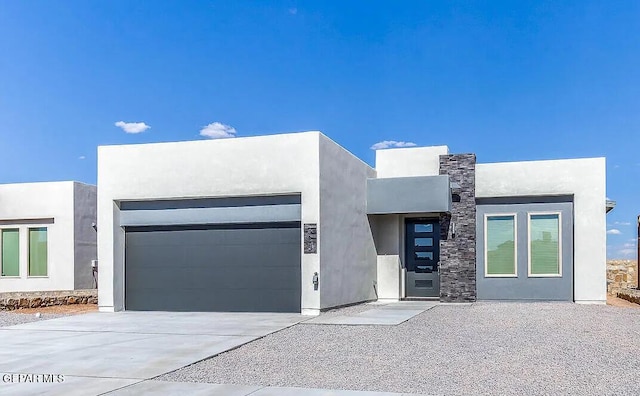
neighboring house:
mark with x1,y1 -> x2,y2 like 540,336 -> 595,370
0,181 -> 97,292
97,132 -> 608,314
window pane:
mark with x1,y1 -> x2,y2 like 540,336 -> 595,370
414,224 -> 433,233
530,214 -> 560,275
29,228 -> 47,276
1,229 -> 19,276
486,216 -> 516,275
415,238 -> 433,247
415,251 -> 434,260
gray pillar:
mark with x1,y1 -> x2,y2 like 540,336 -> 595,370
439,154 -> 477,302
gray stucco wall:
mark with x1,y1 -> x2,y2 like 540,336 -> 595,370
73,182 -> 97,289
366,176 -> 451,214
319,135 -> 378,309
371,215 -> 402,256
439,154 -> 477,303
476,201 -> 574,300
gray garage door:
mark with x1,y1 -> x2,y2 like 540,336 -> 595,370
125,224 -> 301,312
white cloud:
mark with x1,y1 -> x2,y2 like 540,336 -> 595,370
115,121 -> 151,134
78,156 -> 86,160
614,221 -> 631,226
618,248 -> 636,257
623,242 -> 636,248
200,122 -> 237,139
370,140 -> 418,150
607,229 -> 622,235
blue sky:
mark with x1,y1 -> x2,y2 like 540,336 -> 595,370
0,1 -> 638,258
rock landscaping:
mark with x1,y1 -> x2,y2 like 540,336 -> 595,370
0,289 -> 97,311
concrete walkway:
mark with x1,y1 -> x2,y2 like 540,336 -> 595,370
107,380 -> 424,395
305,301 -> 438,325
0,378 -> 425,395
0,311 -> 304,395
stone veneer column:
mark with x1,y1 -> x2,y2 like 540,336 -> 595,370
439,154 -> 477,302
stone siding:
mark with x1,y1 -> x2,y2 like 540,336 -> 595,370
607,260 -> 637,294
0,289 -> 97,311
439,154 -> 477,302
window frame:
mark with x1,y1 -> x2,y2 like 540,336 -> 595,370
27,226 -> 49,278
484,213 -> 518,278
527,211 -> 563,278
0,227 -> 20,278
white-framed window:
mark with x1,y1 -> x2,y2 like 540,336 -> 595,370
527,212 -> 562,277
28,227 -> 48,277
1,228 -> 20,277
484,214 -> 517,277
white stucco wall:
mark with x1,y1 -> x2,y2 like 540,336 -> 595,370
318,135 -> 378,310
376,255 -> 402,301
375,146 -> 449,178
97,132 -> 322,313
476,158 -> 607,303
0,182 -> 80,292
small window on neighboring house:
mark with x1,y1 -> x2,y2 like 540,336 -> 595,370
485,215 -> 517,277
28,227 -> 48,277
529,213 -> 561,276
1,229 -> 19,277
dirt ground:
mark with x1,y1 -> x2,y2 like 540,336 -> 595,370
607,295 -> 640,308
7,304 -> 98,315
3,298 -> 635,314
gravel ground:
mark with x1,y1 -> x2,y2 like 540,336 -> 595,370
0,311 -> 68,327
159,302 -> 640,395
0,304 -> 96,327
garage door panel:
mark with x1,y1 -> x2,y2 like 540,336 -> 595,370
125,225 -> 301,312
145,228 -> 301,246
126,289 -> 301,312
126,288 -> 300,312
186,244 -> 300,266
131,266 -> 301,290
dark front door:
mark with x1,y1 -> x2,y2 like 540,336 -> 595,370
405,219 -> 440,298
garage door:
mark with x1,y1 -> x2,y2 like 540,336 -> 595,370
124,224 -> 301,312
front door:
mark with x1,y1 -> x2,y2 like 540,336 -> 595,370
405,219 -> 440,298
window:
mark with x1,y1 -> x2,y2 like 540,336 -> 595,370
28,227 -> 47,277
415,252 -> 434,260
414,224 -> 433,233
415,238 -> 433,247
529,213 -> 561,276
1,229 -> 19,277
485,215 -> 517,277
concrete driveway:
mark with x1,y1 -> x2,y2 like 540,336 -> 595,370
0,311 -> 304,395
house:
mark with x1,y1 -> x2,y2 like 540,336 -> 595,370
0,181 -> 97,292
96,132 -> 608,314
